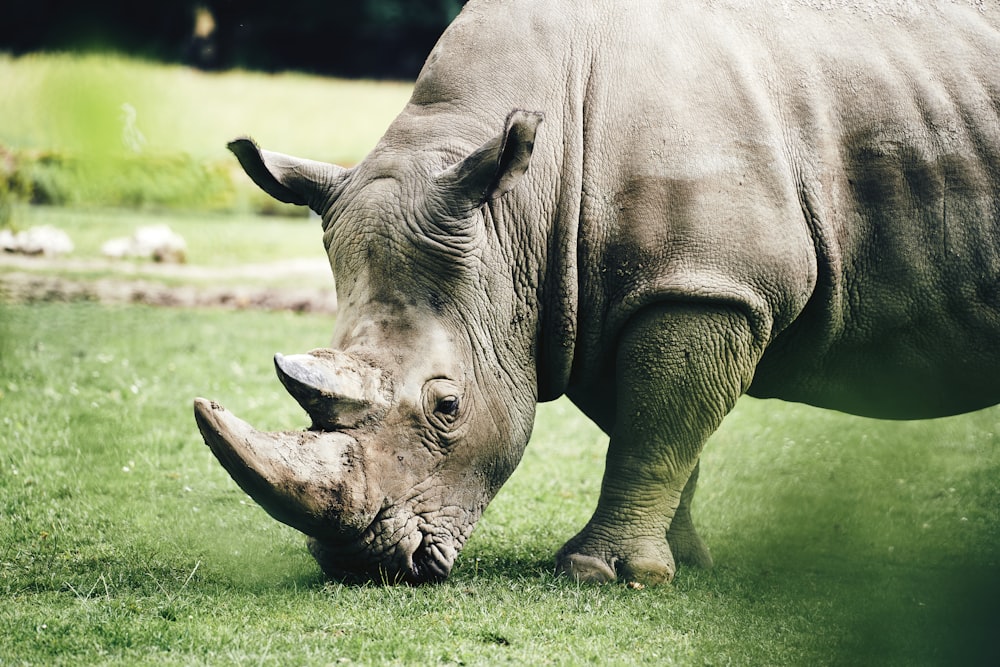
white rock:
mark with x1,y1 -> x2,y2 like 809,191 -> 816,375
102,224 -> 186,263
134,225 -> 187,263
100,236 -> 132,259
0,228 -> 16,252
6,225 -> 74,256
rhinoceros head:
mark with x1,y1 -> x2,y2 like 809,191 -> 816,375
195,110 -> 545,583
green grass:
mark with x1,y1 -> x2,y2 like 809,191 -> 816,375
1,301 -> 998,665
0,206 -> 329,293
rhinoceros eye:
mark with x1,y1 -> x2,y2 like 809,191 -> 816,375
423,380 -> 465,435
435,396 -> 460,417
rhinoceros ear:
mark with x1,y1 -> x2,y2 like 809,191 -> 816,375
434,109 -> 543,215
227,137 -> 347,212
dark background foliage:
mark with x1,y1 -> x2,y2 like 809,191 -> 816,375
0,0 -> 467,79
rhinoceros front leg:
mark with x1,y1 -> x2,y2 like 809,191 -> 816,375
557,303 -> 758,584
666,459 -> 714,569
567,386 -> 713,570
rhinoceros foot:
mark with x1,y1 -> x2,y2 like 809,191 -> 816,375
555,531 -> 676,586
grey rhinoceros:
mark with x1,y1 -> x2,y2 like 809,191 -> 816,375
194,0 -> 1000,585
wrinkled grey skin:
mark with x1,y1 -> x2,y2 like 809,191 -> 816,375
195,0 -> 1000,585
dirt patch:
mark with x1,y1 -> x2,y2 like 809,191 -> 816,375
0,254 -> 338,313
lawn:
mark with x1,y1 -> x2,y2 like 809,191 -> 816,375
1,301 -> 998,665
8,206 -> 323,270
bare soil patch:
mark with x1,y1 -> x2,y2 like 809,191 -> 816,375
0,254 -> 338,313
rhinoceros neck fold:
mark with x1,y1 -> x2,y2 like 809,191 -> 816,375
529,116 -> 584,403
530,176 -> 581,402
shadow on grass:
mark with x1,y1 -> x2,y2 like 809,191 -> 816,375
711,461 -> 1000,665
301,551 -> 559,590
843,565 -> 1000,666
450,552 -> 559,584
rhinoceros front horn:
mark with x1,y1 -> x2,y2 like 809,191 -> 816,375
193,398 -> 373,539
274,349 -> 390,430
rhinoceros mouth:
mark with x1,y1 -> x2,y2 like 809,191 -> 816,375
411,539 -> 458,583
307,507 -> 463,585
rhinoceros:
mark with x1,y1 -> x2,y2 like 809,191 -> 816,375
194,0 -> 1000,585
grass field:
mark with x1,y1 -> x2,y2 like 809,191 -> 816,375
10,206 -> 323,269
2,301 -> 998,665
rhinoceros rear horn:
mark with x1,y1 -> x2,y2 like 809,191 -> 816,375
227,137 -> 347,213
434,109 -> 543,215
274,349 -> 390,430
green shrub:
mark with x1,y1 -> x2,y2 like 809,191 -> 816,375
19,151 -> 234,211
0,146 -> 309,217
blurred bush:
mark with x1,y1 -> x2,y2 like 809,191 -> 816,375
23,152 -> 233,210
0,54 -> 411,225
0,148 -> 306,222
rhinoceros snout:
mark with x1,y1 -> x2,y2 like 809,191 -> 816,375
194,398 -> 377,541
306,528 -> 458,585
411,540 -> 457,583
